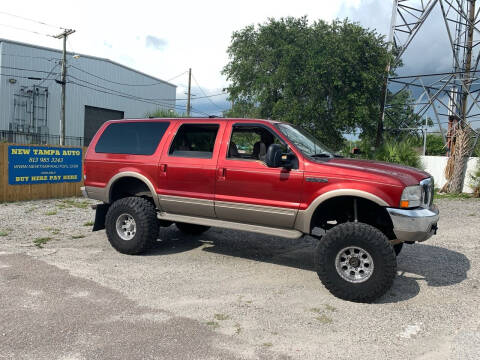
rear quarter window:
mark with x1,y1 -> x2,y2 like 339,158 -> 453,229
95,121 -> 170,155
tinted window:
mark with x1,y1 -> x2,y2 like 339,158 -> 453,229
95,121 -> 170,155
169,124 -> 219,159
228,125 -> 286,161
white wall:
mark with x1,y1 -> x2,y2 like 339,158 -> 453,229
421,156 -> 479,193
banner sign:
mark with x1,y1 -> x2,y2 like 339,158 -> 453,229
8,145 -> 82,185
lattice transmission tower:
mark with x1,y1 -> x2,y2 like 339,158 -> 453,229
382,0 -> 480,192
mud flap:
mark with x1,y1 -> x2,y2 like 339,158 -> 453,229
92,203 -> 110,231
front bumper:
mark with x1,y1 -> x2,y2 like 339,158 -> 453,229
386,205 -> 439,243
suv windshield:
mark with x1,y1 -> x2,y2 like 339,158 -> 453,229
276,123 -> 334,158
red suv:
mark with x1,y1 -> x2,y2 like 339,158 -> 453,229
82,118 -> 439,302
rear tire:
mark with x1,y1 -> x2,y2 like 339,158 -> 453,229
315,222 -> 397,303
175,222 -> 210,235
105,197 -> 158,255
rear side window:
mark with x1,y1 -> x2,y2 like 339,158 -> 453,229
169,124 -> 219,159
95,121 -> 170,155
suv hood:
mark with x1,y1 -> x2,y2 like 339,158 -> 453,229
321,158 -> 430,186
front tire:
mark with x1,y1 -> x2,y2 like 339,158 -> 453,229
315,222 -> 397,303
105,197 -> 158,255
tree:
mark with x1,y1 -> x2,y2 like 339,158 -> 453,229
145,108 -> 186,118
222,17 -> 393,150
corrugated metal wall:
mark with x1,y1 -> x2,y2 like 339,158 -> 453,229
0,40 -> 176,140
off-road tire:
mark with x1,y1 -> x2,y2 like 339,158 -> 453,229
105,197 -> 158,255
175,222 -> 210,235
315,222 -> 397,303
393,242 -> 404,257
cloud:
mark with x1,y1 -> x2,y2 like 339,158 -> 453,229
145,35 -> 167,51
339,0 -> 455,76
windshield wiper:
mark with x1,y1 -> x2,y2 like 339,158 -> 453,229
310,153 -> 332,158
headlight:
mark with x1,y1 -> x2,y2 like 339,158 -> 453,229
400,185 -> 422,208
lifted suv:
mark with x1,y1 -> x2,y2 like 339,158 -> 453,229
82,118 -> 439,302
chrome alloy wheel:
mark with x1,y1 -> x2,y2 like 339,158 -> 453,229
335,246 -> 374,283
115,213 -> 136,241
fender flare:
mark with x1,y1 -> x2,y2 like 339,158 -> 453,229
106,172 -> 160,209
294,189 -> 389,234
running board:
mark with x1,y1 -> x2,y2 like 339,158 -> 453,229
157,212 -> 303,239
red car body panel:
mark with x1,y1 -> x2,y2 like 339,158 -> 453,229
157,120 -> 227,201
214,120 -> 304,210
84,118 -> 430,210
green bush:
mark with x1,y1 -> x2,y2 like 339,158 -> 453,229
375,140 -> 423,169
145,109 -> 186,118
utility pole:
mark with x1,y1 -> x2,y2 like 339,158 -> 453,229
186,68 -> 192,117
54,28 -> 75,145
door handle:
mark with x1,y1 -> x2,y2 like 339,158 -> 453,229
160,164 -> 167,173
217,167 -> 226,181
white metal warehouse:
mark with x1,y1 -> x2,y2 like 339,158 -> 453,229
0,38 -> 176,146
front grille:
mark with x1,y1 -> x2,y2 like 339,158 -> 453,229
420,177 -> 434,207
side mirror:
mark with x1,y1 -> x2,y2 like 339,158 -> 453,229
265,144 -> 283,167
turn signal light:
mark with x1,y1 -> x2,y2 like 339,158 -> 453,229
400,200 -> 409,208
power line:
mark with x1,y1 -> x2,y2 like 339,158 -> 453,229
0,53 -> 59,62
0,10 -> 62,29
0,65 -> 60,75
191,73 -> 226,113
69,80 -> 185,110
0,73 -> 51,81
176,92 -> 227,101
38,63 -> 60,86
68,80 -> 210,116
0,23 -> 53,37
167,70 -> 188,82
67,73 -> 223,105
67,74 -> 178,103
69,64 -> 176,87
2,62 -> 219,116
1,63 -> 225,101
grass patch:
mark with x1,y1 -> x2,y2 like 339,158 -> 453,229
262,342 -> 273,347
48,228 -> 60,235
59,199 -> 89,209
315,314 -> 333,324
324,304 -> 337,312
33,237 -> 52,248
310,307 -> 322,313
434,190 -> 473,199
206,321 -> 219,328
214,313 -> 229,321
71,234 -> 85,239
83,221 -> 94,226
0,230 -> 9,237
25,207 -> 36,214
45,210 -> 57,216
